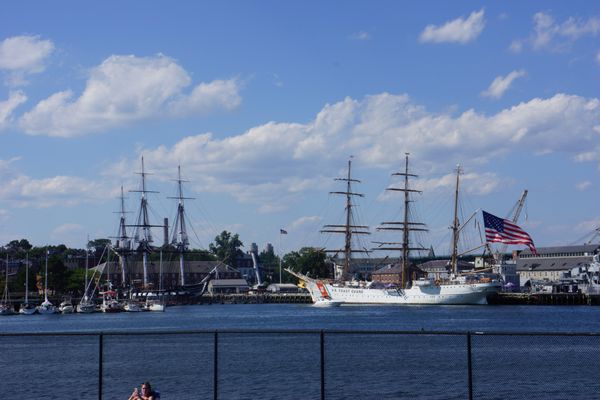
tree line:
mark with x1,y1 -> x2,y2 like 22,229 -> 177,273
0,232 -> 330,297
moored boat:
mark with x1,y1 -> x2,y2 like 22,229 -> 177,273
59,298 -> 75,314
0,254 -> 16,315
288,156 -> 501,306
37,250 -> 57,314
19,253 -> 36,315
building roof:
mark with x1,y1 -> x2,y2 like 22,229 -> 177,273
516,256 -> 592,272
372,264 -> 424,275
519,244 -> 599,257
209,279 -> 249,287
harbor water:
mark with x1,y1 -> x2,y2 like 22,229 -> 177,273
2,304 -> 600,399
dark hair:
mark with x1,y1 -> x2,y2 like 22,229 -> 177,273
142,382 -> 152,391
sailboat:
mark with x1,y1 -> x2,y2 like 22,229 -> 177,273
0,254 -> 16,315
77,243 -> 100,313
145,250 -> 166,312
19,253 -> 36,314
37,249 -> 57,314
100,250 -> 122,313
287,155 -> 501,305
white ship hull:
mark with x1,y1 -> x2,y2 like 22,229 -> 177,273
292,271 -> 500,305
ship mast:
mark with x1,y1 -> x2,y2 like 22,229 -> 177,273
113,186 -> 131,286
168,165 -> 194,286
373,153 -> 427,288
130,157 -> 162,288
450,165 -> 462,276
320,157 -> 370,281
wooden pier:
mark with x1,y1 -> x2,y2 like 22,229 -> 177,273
489,293 -> 600,306
195,293 -> 313,305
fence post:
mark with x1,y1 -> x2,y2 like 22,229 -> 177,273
467,331 -> 473,400
98,333 -> 103,400
213,331 -> 218,400
320,330 -> 325,400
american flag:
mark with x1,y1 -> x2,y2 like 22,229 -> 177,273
482,210 -> 537,255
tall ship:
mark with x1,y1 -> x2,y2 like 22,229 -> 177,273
287,155 -> 501,305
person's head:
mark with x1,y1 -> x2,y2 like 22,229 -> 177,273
141,382 -> 152,395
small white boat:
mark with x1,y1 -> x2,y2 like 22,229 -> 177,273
123,300 -> 143,312
76,301 -> 96,313
19,253 -> 36,315
38,251 -> 57,314
59,299 -> 75,314
19,303 -> 37,315
145,298 -> 165,312
37,300 -> 57,314
0,303 -> 16,316
101,290 -> 122,313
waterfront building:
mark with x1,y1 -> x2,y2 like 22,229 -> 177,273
264,243 -> 273,254
417,260 -> 473,280
516,244 -> 600,290
236,252 -> 255,283
208,279 -> 249,294
330,257 -> 390,279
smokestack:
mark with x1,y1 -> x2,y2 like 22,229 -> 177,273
164,218 -> 169,247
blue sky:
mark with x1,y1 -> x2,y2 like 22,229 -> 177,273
1,1 -> 600,257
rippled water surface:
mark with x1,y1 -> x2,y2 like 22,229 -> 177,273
1,304 -> 599,399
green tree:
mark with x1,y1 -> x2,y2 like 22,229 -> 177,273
5,239 -> 32,254
11,262 -> 38,294
66,268 -> 87,295
258,248 -> 280,283
283,247 -> 330,279
47,255 -> 71,295
88,238 -> 111,257
209,231 -> 243,267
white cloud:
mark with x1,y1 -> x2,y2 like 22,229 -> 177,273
0,91 -> 27,130
576,181 -> 592,191
290,216 -> 323,230
596,50 -> 600,65
419,9 -> 485,44
19,54 -> 242,137
0,35 -> 54,73
0,167 -> 109,208
481,70 -> 526,99
350,31 -> 371,41
516,12 -> 600,52
509,40 -> 524,53
416,171 -> 507,196
169,78 -> 241,115
109,92 -> 600,213
0,35 -> 54,87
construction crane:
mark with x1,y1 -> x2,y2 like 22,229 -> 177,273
493,190 -> 528,262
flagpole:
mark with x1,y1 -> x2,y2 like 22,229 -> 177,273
279,231 -> 282,284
